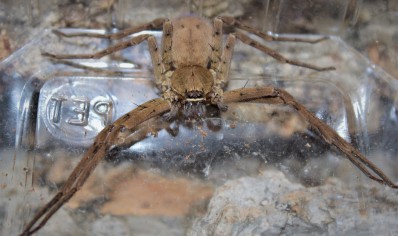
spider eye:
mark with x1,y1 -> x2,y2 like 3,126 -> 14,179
186,90 -> 203,98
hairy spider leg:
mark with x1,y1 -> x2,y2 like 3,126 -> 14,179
209,18 -> 223,73
42,34 -> 153,60
224,87 -> 398,189
210,33 -> 236,109
215,34 -> 235,89
161,20 -> 173,75
219,16 -> 328,44
218,16 -> 335,72
20,99 -> 171,236
45,20 -> 172,92
52,18 -> 167,40
147,36 -> 167,90
234,32 -> 335,71
206,18 -> 237,110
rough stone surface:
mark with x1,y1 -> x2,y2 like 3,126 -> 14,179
188,169 -> 398,236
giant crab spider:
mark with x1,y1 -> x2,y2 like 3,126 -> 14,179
21,15 -> 398,236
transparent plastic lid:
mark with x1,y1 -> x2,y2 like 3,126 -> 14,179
1,1 -> 398,236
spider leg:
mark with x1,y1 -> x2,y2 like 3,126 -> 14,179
210,18 -> 236,90
223,87 -> 398,189
218,16 -> 329,44
210,34 -> 236,110
152,20 -> 173,94
234,32 -> 335,71
162,21 -> 173,73
20,98 -> 170,236
161,20 -> 174,76
43,33 -> 167,90
206,16 -> 236,110
216,34 -> 236,88
147,36 -> 167,90
52,18 -> 168,40
24,189 -> 78,236
48,24 -> 168,97
45,59 -> 128,75
210,18 -> 223,72
42,34 -> 153,60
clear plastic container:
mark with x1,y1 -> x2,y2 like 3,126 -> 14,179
1,1 -> 398,235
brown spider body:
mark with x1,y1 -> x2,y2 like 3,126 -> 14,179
167,16 -> 215,104
22,15 -> 398,236
164,15 -> 233,116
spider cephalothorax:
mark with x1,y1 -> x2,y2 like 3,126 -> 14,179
167,65 -> 216,118
170,65 -> 214,101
